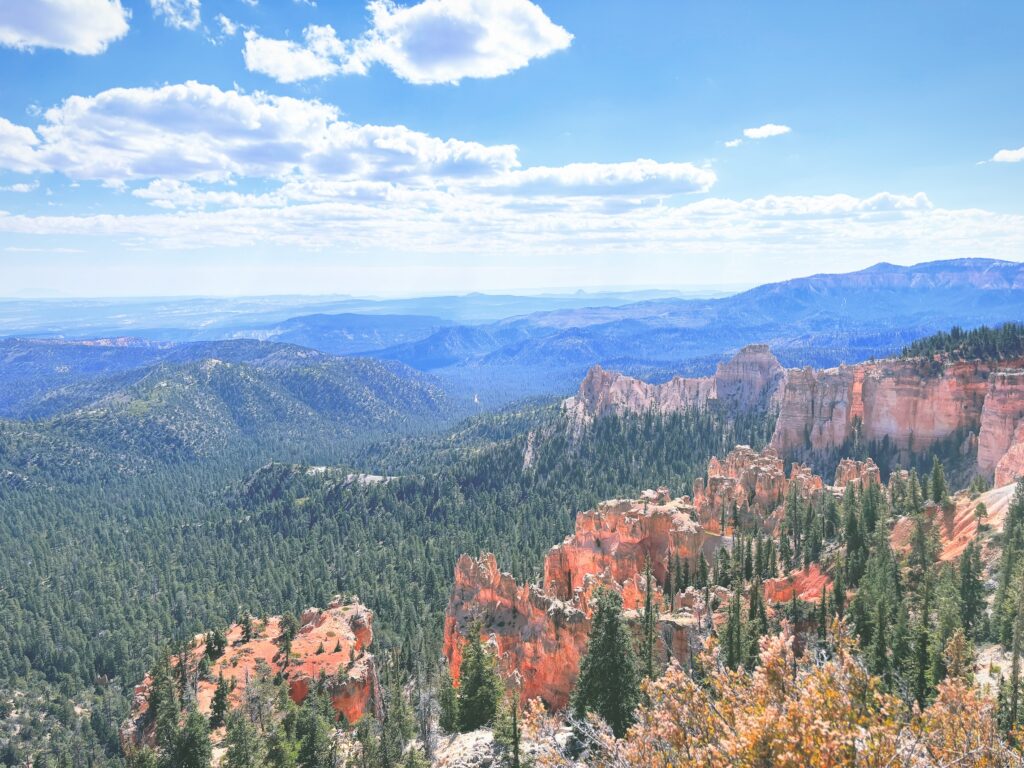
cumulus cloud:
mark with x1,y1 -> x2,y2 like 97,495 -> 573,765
487,160 -> 716,196
0,0 -> 129,55
0,117 -> 44,173
243,0 -> 572,85
992,146 -> 1024,163
0,81 -> 518,185
724,139 -> 742,148
150,0 -> 200,31
743,123 -> 791,139
243,25 -> 346,83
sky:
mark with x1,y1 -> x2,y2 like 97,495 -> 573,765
0,0 -> 1021,297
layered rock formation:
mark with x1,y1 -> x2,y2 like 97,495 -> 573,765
691,445 -> 823,535
444,453 -> 836,709
123,597 -> 378,748
834,457 -> 881,489
563,344 -> 783,425
565,347 -> 1024,481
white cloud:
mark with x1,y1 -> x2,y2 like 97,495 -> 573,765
216,14 -> 237,36
0,81 -> 519,185
0,0 -> 129,55
487,160 -> 715,196
724,138 -> 742,148
992,146 -> 1024,163
0,181 -> 39,193
743,123 -> 791,139
243,25 -> 345,83
243,0 -> 572,85
150,0 -> 200,31
0,117 -> 44,173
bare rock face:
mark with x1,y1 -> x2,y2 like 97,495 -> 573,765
980,372 -> 1024,480
123,597 -> 378,749
714,344 -> 786,412
563,345 -> 785,426
691,446 -> 824,535
996,423 -> 1024,487
444,491 -> 716,709
543,490 -> 720,601
764,563 -> 831,603
565,346 -> 1024,481
834,457 -> 882,489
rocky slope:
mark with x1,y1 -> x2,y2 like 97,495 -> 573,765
565,347 -> 1024,483
444,447 -> 847,709
122,597 -> 378,748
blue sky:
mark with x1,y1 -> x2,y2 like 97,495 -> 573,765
0,0 -> 1021,297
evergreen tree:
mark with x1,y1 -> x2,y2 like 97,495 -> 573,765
456,620 -> 503,732
571,589 -> 641,738
640,558 -> 657,680
224,710 -> 266,768
170,708 -> 211,768
437,667 -> 459,734
210,674 -> 230,730
146,653 -> 180,753
296,699 -> 332,768
723,590 -> 743,671
931,455 -> 948,504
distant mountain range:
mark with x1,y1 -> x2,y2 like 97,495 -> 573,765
369,258 -> 1024,401
0,259 -> 1021,411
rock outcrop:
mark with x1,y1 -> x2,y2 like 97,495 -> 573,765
891,482 -> 1019,563
563,344 -> 785,425
833,458 -> 881,489
565,347 -> 1024,481
691,445 -> 824,535
123,597 -> 378,748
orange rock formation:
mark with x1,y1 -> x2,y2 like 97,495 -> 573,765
566,348 -> 1024,481
123,597 -> 378,748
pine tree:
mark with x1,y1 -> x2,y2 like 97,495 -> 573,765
456,620 -> 503,732
210,674 -> 230,730
224,709 -> 266,768
641,558 -> 656,680
296,699 -> 332,768
931,455 -> 948,504
147,653 -> 180,752
172,708 -> 212,768
571,589 -> 641,738
869,599 -> 889,683
723,590 -> 743,671
438,667 -> 459,734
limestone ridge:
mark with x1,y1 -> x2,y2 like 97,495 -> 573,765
565,346 -> 1024,482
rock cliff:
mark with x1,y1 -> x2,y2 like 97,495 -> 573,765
563,344 -> 784,425
123,597 -> 378,748
565,347 -> 1024,481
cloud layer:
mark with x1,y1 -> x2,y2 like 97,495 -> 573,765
243,0 -> 573,85
0,0 -> 129,55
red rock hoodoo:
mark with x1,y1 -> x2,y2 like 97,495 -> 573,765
444,448 -> 846,710
123,597 -> 378,748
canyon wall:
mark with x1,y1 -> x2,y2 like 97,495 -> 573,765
123,597 -> 378,748
563,344 -> 783,425
566,347 -> 1024,482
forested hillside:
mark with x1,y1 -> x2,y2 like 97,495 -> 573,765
0,403 -> 773,766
